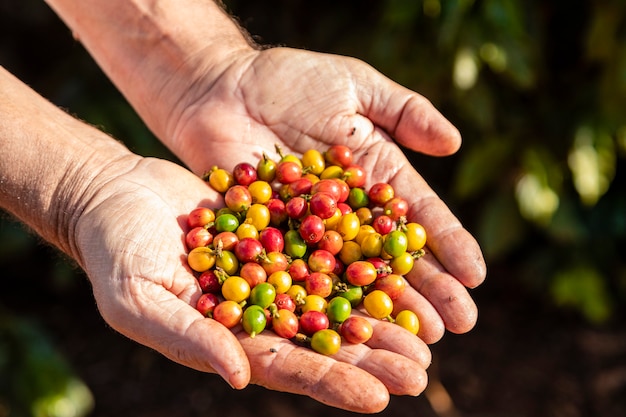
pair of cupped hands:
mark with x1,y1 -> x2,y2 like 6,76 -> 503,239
75,47 -> 485,413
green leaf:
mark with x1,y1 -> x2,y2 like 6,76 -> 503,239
382,0 -> 422,26
477,192 -> 527,260
0,313 -> 94,417
546,196 -> 588,244
550,266 -> 613,323
453,136 -> 513,199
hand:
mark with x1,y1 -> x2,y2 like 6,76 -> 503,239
74,155 -> 432,413
166,47 -> 487,343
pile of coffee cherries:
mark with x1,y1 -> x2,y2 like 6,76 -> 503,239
185,145 -> 426,355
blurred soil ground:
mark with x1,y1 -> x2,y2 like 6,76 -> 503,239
3,259 -> 624,417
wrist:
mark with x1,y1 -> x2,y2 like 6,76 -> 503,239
44,0 -> 255,147
0,67 -> 138,266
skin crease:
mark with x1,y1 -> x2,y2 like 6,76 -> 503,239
168,47 -> 486,341
75,156 -> 433,412
42,0 -> 486,340
27,0 -> 487,412
0,67 -> 435,412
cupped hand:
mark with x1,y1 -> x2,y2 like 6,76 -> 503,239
166,47 -> 487,343
73,155 -> 431,413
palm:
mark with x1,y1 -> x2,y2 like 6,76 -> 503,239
72,156 -> 431,413
170,47 -> 486,342
73,157 -> 243,374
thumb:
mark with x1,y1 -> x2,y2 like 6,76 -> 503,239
361,69 -> 462,156
94,278 -> 251,389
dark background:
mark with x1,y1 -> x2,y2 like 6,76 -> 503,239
1,1 -> 625,416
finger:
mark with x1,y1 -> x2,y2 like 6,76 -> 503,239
333,343 -> 428,397
390,285 -> 446,344
93,277 -> 251,389
409,254 -> 479,334
390,159 -> 487,289
358,65 -> 462,156
355,150 -> 484,334
361,312 -> 432,368
236,331 -> 391,413
354,145 -> 486,289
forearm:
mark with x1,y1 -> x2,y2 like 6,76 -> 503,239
44,0 -> 254,147
0,66 -> 134,265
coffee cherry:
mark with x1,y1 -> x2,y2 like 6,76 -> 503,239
245,203 -> 271,231
266,198 -> 288,226
185,226 -> 213,250
299,214 -> 325,244
224,185 -> 252,212
275,160 -> 302,184
305,272 -> 334,298
317,230 -> 343,255
284,229 -> 307,259
384,197 -> 409,221
311,179 -> 343,202
336,212 -> 360,241
207,167 -> 234,192
233,162 -> 258,186
324,145 -> 353,168
372,214 -> 394,235
197,270 -> 221,293
274,292 -> 296,312
257,153 -> 277,182
326,297 -> 352,324
196,293 -> 220,317
287,258 -> 310,282
299,310 -> 329,336
234,237 -> 264,263
286,177 -> 313,198
215,213 -> 239,233
242,305 -> 267,338
301,149 -> 326,175
271,309 -> 299,339
221,276 -> 251,303
363,290 -> 394,320
405,222 -> 427,251
187,247 -> 216,272
307,249 -> 336,274
310,329 -> 341,355
383,230 -> 409,258
212,300 -> 243,328
268,270 -> 292,294
248,180 -> 273,204
368,182 -> 395,206
374,273 -> 406,300
239,262 -> 268,288
187,207 -> 216,228
340,316 -> 373,344
187,144 -> 428,353
285,196 -> 308,219
395,310 -> 420,335
259,227 -> 285,253
344,260 -> 377,286
249,282 -> 277,309
212,231 -> 239,251
259,251 -> 289,275
215,250 -> 239,275
308,192 -> 337,219
342,164 -> 366,188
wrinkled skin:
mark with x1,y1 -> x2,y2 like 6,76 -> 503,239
75,156 -> 432,413
6,6 -> 486,413
166,47 -> 487,342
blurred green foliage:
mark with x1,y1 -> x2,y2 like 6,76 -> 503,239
377,0 -> 626,323
1,0 -> 626,414
225,0 -> 626,322
0,312 -> 94,417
